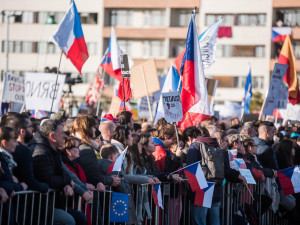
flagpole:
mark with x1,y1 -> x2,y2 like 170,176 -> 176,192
168,161 -> 200,175
49,50 -> 63,116
122,76 -> 126,111
258,89 -> 268,121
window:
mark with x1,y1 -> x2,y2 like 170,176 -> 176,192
86,43 -> 98,55
171,9 -> 199,27
293,42 -> 300,59
205,14 -> 234,26
21,12 -> 34,23
237,14 -> 266,26
144,10 -> 165,27
118,40 -> 131,55
282,10 -> 300,27
80,13 -> 98,24
234,76 -> 264,88
170,40 -> 185,57
143,40 -> 164,57
110,10 -> 132,26
216,45 -> 265,57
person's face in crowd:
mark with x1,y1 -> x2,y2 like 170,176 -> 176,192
111,152 -> 119,162
24,118 -> 34,144
163,134 -> 177,148
144,137 -> 155,155
137,140 -> 143,154
169,144 -> 177,155
220,137 -> 229,150
266,126 -> 276,142
67,140 -> 80,161
235,139 -> 245,153
249,143 -> 258,155
127,117 -> 134,131
127,130 -> 133,147
2,132 -> 18,153
53,125 -> 67,148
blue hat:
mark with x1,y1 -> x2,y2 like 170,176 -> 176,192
290,132 -> 300,138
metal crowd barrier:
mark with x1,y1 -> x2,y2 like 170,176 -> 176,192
0,181 -> 291,225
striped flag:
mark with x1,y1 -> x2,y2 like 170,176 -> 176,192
278,165 -> 300,195
195,182 -> 215,208
152,183 -> 164,210
107,147 -> 127,173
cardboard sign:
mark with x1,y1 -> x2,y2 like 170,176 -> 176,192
162,91 -> 183,123
24,72 -> 65,112
120,54 -> 130,78
239,169 -> 257,185
108,96 -> 122,117
263,63 -> 288,115
2,72 -> 25,104
131,59 -> 160,99
205,78 -> 218,106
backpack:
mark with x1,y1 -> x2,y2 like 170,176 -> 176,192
197,142 -> 224,184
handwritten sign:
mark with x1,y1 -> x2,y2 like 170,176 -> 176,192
263,63 -> 288,115
162,91 -> 183,123
2,72 -> 25,103
24,72 -> 65,112
239,169 -> 256,185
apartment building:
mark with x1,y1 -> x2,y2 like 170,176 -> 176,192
0,0 -> 299,112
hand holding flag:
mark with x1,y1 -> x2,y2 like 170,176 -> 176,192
107,147 -> 128,174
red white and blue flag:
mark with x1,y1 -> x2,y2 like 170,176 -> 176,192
49,0 -> 89,74
272,27 -> 292,43
184,162 -> 208,191
195,182 -> 215,208
100,27 -> 133,82
107,147 -> 127,174
178,14 -> 211,130
278,165 -> 300,195
152,183 -> 164,210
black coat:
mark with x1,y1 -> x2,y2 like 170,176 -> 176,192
244,152 -> 274,178
32,132 -> 71,189
0,153 -> 23,195
223,150 -> 241,183
13,142 -> 49,193
142,154 -> 171,182
75,144 -> 113,186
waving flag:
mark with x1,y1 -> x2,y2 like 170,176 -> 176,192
178,14 -> 211,130
175,17 -> 222,73
152,183 -> 164,210
85,69 -> 103,107
278,36 -> 300,105
242,68 -> 252,114
278,165 -> 300,195
195,182 -> 215,208
154,62 -> 181,124
184,162 -> 208,191
272,27 -> 292,43
49,0 -> 89,74
110,192 -> 129,222
107,147 -> 127,173
100,27 -> 133,82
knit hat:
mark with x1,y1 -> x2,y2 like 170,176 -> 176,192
101,114 -> 121,123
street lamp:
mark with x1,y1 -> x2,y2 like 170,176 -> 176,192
1,11 -> 22,73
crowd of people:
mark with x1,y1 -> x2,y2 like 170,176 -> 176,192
0,110 -> 299,225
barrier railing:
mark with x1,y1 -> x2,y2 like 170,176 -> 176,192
0,181 -> 290,225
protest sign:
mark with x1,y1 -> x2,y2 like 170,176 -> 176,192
234,158 -> 247,169
2,72 -> 25,104
108,96 -> 122,117
161,91 -> 183,123
24,72 -> 65,112
120,54 -> 130,78
138,96 -> 155,118
278,103 -> 300,122
263,63 -> 288,115
205,78 -> 218,107
131,59 -> 160,99
228,150 -> 238,170
239,169 -> 256,185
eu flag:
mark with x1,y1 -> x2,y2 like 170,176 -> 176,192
110,192 -> 129,222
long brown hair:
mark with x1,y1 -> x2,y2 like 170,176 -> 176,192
71,116 -> 96,144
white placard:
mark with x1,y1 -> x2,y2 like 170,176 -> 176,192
24,72 -> 66,113
239,169 -> 257,185
2,72 -> 25,103
263,63 -> 288,115
278,103 -> 300,122
161,91 -> 183,123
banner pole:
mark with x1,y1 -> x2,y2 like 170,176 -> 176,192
49,51 -> 63,116
122,76 -> 126,111
141,66 -> 153,122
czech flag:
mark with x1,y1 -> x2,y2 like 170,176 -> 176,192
49,0 -> 89,74
184,162 -> 208,191
195,182 -> 215,208
152,183 -> 164,210
178,14 -> 211,131
278,36 -> 300,104
154,61 -> 181,124
272,27 -> 292,43
278,165 -> 300,195
107,147 -> 127,174
100,27 -> 133,82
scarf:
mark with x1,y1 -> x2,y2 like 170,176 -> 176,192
195,136 -> 219,148
0,147 -> 17,171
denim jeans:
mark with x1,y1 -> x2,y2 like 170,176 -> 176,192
190,202 -> 221,225
53,208 -> 75,225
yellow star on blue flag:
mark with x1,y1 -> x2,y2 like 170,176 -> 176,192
110,192 -> 129,222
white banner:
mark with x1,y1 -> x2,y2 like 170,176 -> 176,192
279,103 -> 300,122
24,72 -> 66,112
2,72 -> 25,104
162,91 -> 183,123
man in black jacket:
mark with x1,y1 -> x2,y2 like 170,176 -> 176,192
2,113 -> 49,193
32,119 -> 86,225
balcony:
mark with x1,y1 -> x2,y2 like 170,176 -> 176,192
104,0 -> 200,9
270,59 -> 300,71
273,0 -> 300,8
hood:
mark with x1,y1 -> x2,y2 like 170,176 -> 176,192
195,136 -> 219,148
252,137 -> 269,154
